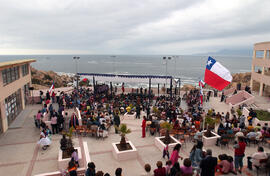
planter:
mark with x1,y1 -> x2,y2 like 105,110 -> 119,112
202,130 -> 220,147
112,141 -> 138,161
155,136 -> 181,152
123,112 -> 136,120
58,147 -> 82,171
253,118 -> 270,127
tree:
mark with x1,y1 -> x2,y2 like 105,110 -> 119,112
160,122 -> 173,145
61,127 -> 74,157
204,116 -> 216,137
117,124 -> 131,150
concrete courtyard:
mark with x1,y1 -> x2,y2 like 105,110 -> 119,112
0,97 -> 269,176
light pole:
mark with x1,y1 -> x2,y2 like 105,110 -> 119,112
172,56 -> 179,76
73,56 -> 80,106
163,56 -> 171,87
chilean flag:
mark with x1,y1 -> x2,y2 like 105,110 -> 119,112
199,80 -> 205,105
199,80 -> 205,88
49,81 -> 55,95
204,56 -> 232,91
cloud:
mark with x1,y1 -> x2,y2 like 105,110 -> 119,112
0,0 -> 269,54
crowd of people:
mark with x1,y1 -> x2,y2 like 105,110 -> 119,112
34,85 -> 270,176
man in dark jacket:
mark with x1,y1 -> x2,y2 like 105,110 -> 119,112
113,112 -> 120,134
200,149 -> 217,176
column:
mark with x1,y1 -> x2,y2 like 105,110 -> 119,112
259,50 -> 267,96
21,87 -> 25,109
259,82 -> 264,96
0,100 -> 8,132
250,49 -> 256,91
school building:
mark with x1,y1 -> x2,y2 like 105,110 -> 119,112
0,59 -> 36,133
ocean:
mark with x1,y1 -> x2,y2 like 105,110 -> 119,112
0,55 -> 251,87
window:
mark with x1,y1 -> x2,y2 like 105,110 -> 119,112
22,64 -> 29,76
2,66 -> 20,85
5,89 -> 22,126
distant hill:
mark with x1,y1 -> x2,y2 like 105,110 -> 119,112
195,48 -> 253,57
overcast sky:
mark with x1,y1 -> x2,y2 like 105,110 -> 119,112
0,0 -> 270,55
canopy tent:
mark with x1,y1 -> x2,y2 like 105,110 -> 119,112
78,73 -> 175,84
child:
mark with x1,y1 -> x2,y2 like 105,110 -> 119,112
165,160 -> 172,176
163,144 -> 170,159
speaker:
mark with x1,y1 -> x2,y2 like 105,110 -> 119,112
29,87 -> 34,90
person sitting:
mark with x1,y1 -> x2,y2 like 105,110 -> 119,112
246,129 -> 257,144
249,146 -> 268,169
68,158 -> 77,176
180,158 -> 193,175
194,130 -> 203,142
154,161 -> 166,176
115,168 -> 122,176
85,162 -> 96,176
216,132 -> 229,146
96,171 -> 104,176
216,154 -> 236,175
173,120 -> 180,130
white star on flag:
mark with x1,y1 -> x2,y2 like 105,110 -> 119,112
207,60 -> 212,66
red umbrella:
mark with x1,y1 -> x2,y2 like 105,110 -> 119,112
82,78 -> 88,82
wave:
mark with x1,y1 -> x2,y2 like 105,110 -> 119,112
87,61 -> 98,64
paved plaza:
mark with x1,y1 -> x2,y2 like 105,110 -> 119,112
0,97 -> 269,176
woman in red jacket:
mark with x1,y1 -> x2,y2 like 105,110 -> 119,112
234,136 -> 246,174
141,116 -> 146,138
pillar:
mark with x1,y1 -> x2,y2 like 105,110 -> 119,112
157,83 -> 159,96
0,100 -> 8,132
21,88 -> 25,109
170,78 -> 173,100
259,82 -> 264,96
148,78 -> 151,101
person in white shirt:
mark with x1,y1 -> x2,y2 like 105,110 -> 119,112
251,146 -> 268,167
235,130 -> 244,139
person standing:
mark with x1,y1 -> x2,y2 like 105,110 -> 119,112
163,144 -> 169,159
113,111 -> 120,134
200,149 -> 217,176
36,110 -> 42,128
146,105 -> 150,119
234,136 -> 246,174
52,91 -> 56,103
56,91 -> 60,103
69,113 -> 79,129
51,113 -> 58,134
136,104 -> 141,119
46,90 -> 50,101
141,116 -> 146,138
170,144 -> 183,166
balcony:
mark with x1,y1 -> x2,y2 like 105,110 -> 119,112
252,58 -> 270,68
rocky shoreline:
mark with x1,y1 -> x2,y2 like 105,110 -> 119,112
31,67 -> 74,90
30,67 -> 254,92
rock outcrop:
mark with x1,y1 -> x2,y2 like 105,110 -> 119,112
228,72 -> 251,89
31,67 -> 74,89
